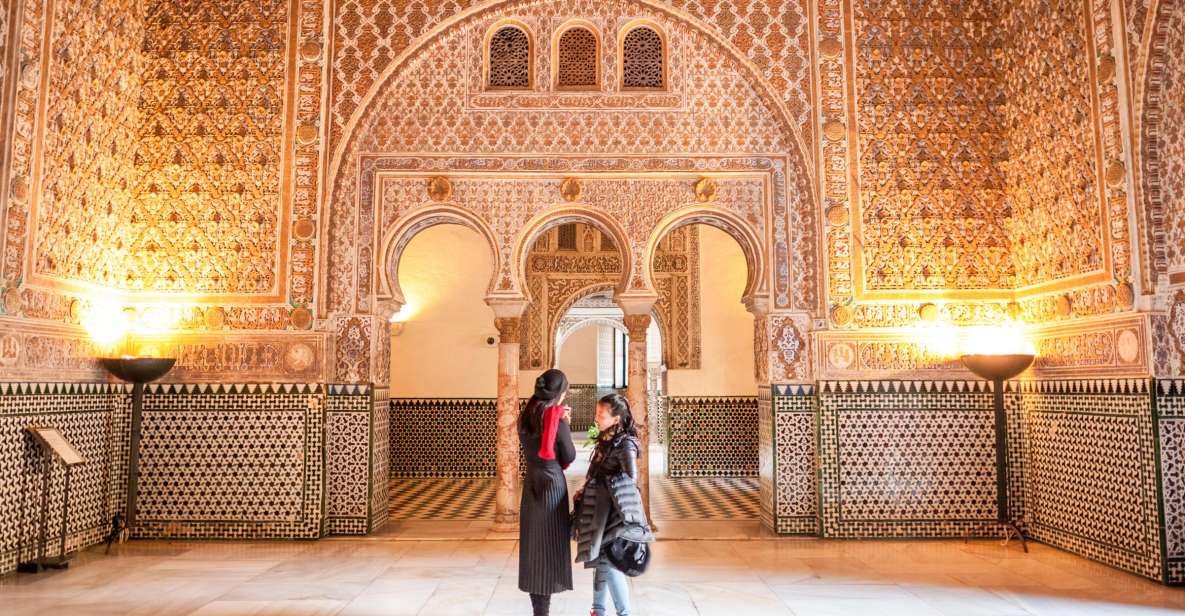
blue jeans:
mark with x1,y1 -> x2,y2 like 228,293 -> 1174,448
592,562 -> 631,616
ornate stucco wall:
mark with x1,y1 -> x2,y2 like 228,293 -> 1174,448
0,0 -> 1178,385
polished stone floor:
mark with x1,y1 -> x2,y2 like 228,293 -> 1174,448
3,536 -> 1184,615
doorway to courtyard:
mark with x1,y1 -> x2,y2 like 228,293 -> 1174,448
382,218 -> 762,534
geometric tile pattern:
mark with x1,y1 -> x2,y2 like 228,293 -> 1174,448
389,399 -> 497,478
1018,379 -> 1163,582
769,384 -> 818,535
386,475 -> 758,522
666,397 -> 758,478
1155,380 -> 1185,584
326,386 -> 373,536
817,381 -> 1006,538
134,383 -> 325,540
0,383 -> 128,575
371,387 -> 391,533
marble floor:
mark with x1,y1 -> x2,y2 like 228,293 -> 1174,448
2,536 -> 1184,615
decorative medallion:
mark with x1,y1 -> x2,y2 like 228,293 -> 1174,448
694,177 -> 718,202
1055,294 -> 1072,317
825,204 -> 848,226
560,177 -> 582,202
299,40 -> 322,62
1117,329 -> 1140,364
426,176 -> 453,202
285,342 -> 316,372
1106,160 -> 1126,186
822,119 -> 845,141
918,303 -> 939,322
0,334 -> 19,367
827,342 -> 856,370
1116,282 -> 1134,309
295,123 -> 318,144
830,304 -> 853,327
10,175 -> 28,201
293,219 -> 316,240
290,307 -> 313,330
204,307 -> 226,329
1097,54 -> 1115,82
68,299 -> 82,322
2,287 -> 21,315
819,37 -> 842,59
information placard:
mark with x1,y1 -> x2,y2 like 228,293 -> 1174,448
25,427 -> 85,466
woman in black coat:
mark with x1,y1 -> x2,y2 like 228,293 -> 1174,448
518,368 -> 577,616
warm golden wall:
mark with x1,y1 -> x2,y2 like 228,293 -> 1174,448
133,0 -> 291,296
1,0 -> 1181,384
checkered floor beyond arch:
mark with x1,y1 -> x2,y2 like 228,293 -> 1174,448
387,475 -> 760,521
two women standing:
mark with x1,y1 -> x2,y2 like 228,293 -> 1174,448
516,368 -> 651,616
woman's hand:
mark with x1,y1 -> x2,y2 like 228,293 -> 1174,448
561,405 -> 572,423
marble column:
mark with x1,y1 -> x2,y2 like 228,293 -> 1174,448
622,312 -> 656,528
490,301 -> 527,531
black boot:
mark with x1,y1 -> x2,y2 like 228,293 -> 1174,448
530,593 -> 550,616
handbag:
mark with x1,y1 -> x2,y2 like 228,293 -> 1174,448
604,536 -> 650,577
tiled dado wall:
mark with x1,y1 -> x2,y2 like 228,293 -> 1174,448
0,384 -> 129,576
666,397 -> 759,478
0,382 -> 389,574
764,379 -> 1185,585
389,399 -> 498,478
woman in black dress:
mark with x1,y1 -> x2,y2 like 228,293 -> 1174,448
517,368 -> 576,616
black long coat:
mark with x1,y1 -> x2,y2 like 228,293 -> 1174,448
517,412 -> 576,595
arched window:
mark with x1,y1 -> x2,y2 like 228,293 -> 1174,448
621,26 -> 664,89
555,26 -> 598,89
487,25 -> 531,89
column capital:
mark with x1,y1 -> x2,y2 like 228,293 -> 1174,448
615,293 -> 659,316
484,295 -> 529,319
493,316 -> 522,340
623,313 -> 651,339
743,294 -> 770,317
375,299 -> 405,323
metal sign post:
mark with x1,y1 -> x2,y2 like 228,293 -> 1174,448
18,426 -> 86,573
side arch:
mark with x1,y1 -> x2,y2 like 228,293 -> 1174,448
645,206 -> 766,305
512,206 -> 634,303
378,204 -> 502,309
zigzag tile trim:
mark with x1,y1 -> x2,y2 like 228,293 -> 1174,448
772,383 -> 815,396
144,383 -> 324,395
329,383 -> 371,396
1014,378 -> 1152,395
0,382 -> 129,396
819,380 -> 992,395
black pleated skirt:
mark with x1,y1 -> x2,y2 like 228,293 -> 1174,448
518,453 -> 573,594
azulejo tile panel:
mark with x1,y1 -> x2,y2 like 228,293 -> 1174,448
1155,380 -> 1185,584
770,384 -> 818,535
817,381 -> 1013,538
389,398 -> 498,478
1017,379 -> 1164,582
326,386 -> 372,536
666,397 -> 758,478
0,383 -> 128,575
134,383 -> 325,540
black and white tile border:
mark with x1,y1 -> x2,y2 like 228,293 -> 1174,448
666,396 -> 759,478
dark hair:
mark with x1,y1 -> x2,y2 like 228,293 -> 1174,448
598,393 -> 636,437
519,369 -> 569,436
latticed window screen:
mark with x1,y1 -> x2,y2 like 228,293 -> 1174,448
621,27 -> 664,89
488,26 -> 531,89
558,223 -> 578,250
556,27 -> 598,88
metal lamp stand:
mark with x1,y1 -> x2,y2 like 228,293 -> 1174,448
960,353 -> 1034,553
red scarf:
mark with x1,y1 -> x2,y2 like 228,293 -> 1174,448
537,404 -> 569,469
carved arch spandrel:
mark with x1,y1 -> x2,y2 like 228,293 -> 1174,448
645,206 -> 767,306
378,204 -> 503,310
512,206 -> 635,300
319,0 -> 820,319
